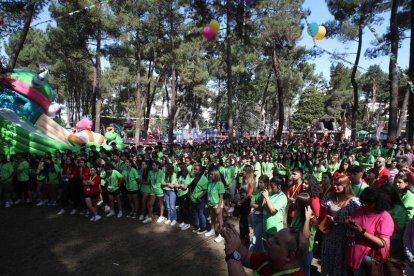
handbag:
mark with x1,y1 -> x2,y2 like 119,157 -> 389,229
362,237 -> 405,276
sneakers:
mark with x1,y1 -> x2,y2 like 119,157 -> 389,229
106,210 -> 115,217
90,215 -> 102,222
142,217 -> 153,224
164,219 -> 171,225
181,224 -> 191,231
138,214 -> 145,221
126,212 -> 133,218
197,229 -> 207,235
178,222 -> 185,228
70,209 -> 77,215
170,220 -> 177,226
104,205 -> 111,213
57,209 -> 66,215
131,212 -> 137,219
214,234 -> 224,243
84,211 -> 90,218
192,228 -> 200,233
157,216 -> 166,223
205,229 -> 215,237
117,211 -> 123,218
36,200 -> 45,207
14,199 -> 21,205
97,200 -> 104,207
5,201 -> 11,208
228,207 -> 235,213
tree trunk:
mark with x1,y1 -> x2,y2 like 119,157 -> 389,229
93,0 -> 102,133
397,88 -> 409,135
8,4 -> 35,68
350,24 -> 363,140
388,0 -> 399,139
226,0 -> 234,140
134,34 -> 143,145
272,41 -> 284,142
168,1 -> 177,145
407,0 -> 414,142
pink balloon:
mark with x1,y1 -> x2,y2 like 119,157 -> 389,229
202,26 -> 216,40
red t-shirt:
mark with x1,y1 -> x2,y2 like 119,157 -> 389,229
373,167 -> 390,187
287,183 -> 302,218
83,175 -> 101,196
250,253 -> 304,276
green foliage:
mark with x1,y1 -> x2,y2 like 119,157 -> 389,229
291,87 -> 326,129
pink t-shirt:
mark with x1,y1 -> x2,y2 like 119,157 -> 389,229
346,208 -> 394,269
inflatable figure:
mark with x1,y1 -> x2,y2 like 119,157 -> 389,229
68,117 -> 106,147
105,126 -> 125,150
0,69 -> 74,156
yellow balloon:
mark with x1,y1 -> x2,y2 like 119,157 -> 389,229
209,20 -> 220,33
314,26 -> 326,40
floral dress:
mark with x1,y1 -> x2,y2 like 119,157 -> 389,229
320,193 -> 361,276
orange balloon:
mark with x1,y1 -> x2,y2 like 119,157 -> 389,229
314,26 -> 326,40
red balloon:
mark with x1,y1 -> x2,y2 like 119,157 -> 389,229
202,26 -> 216,40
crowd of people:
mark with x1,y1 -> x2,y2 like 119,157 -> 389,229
1,137 -> 414,275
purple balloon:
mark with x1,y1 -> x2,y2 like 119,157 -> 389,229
202,26 -> 216,40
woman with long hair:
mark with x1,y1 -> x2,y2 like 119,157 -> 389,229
291,192 -> 318,276
139,160 -> 151,221
43,157 -> 60,206
320,175 -> 361,276
57,156 -> 76,215
262,176 -> 288,236
82,167 -> 102,222
175,164 -> 194,231
122,159 -> 139,219
395,172 -> 414,219
381,184 -> 409,258
105,163 -> 124,218
237,165 -> 256,245
204,168 -> 225,242
365,168 -> 378,187
333,159 -> 350,179
302,175 -> 322,217
249,175 -> 269,252
345,187 -> 394,275
162,162 -> 178,226
144,161 -> 166,224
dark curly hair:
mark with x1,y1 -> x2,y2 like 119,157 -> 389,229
304,175 -> 322,198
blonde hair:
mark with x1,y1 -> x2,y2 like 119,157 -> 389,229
334,175 -> 354,198
209,169 -> 221,182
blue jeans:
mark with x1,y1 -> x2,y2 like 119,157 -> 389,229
192,198 -> 206,230
164,190 -> 177,221
303,251 -> 313,276
249,213 -> 264,252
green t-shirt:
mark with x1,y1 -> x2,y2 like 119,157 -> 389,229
207,180 -> 225,206
388,204 -> 409,240
113,160 -> 126,172
0,162 -> 14,185
312,165 -> 326,182
361,155 -> 375,172
99,169 -> 107,186
351,182 -> 369,198
254,162 -> 262,182
163,172 -> 177,191
251,189 -> 264,212
122,167 -> 139,191
177,174 -> 194,197
290,213 -> 317,252
46,164 -> 61,185
263,192 -> 287,235
149,170 -> 165,190
190,175 -> 208,203
370,148 -> 381,157
221,166 -> 237,187
36,162 -> 46,181
17,160 -> 30,182
107,170 -> 123,192
275,162 -> 288,176
400,190 -> 414,219
261,162 -> 274,177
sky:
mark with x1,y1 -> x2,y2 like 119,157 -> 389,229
6,0 -> 411,81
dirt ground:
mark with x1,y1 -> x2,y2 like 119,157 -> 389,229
0,205 -> 253,276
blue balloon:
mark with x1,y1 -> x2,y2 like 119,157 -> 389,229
307,22 -> 319,37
